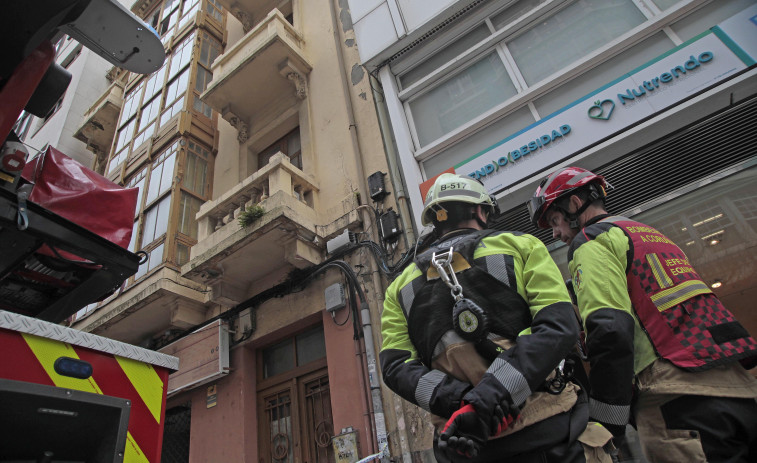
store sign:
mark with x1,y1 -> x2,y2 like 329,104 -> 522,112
452,5 -> 757,196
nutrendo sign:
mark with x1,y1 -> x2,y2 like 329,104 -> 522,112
448,6 -> 756,197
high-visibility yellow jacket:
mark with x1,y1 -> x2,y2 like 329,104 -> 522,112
380,228 -> 579,430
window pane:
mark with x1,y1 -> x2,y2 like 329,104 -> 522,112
177,242 -> 191,266
398,24 -> 491,89
651,0 -> 681,10
141,96 -> 161,128
143,195 -> 171,245
296,327 -> 325,366
421,105 -> 534,178
128,219 -> 139,252
115,118 -> 136,152
108,149 -> 127,175
144,65 -> 166,100
206,0 -> 224,22
161,69 -> 189,127
287,130 -> 300,158
507,0 -> 645,85
146,144 -> 178,205
184,142 -> 208,196
128,169 -> 147,218
491,0 -> 549,30
122,85 -> 142,122
179,0 -> 201,30
409,52 -> 517,146
169,33 -> 195,80
134,243 -> 165,280
669,0 -> 755,43
533,32 -> 674,117
192,95 -> 212,118
160,154 -> 176,196
178,192 -> 202,239
198,32 -> 221,67
263,340 -> 295,378
148,243 -> 165,271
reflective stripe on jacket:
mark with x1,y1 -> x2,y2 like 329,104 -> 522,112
380,229 -> 578,420
601,216 -> 757,371
568,215 -> 757,433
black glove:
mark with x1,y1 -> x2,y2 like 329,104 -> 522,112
438,404 -> 490,459
490,402 -> 520,436
463,385 -> 519,438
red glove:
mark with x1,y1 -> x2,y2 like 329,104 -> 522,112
438,404 -> 490,459
490,403 -> 520,436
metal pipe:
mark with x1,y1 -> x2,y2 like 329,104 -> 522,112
329,1 -> 389,460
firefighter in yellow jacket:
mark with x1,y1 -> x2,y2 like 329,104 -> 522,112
380,173 -> 613,462
528,166 -> 757,462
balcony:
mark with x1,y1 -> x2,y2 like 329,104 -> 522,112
183,153 -> 332,306
200,9 -> 311,143
73,78 -> 125,169
209,0 -> 280,33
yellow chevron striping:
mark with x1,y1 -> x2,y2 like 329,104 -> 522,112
116,355 -> 164,424
21,334 -> 155,463
21,333 -> 102,394
125,431 -> 150,463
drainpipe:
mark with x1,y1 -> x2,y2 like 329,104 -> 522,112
329,0 -> 389,460
369,73 -> 417,247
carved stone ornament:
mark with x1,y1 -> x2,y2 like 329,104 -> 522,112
232,9 -> 253,33
222,108 -> 249,144
286,72 -> 308,100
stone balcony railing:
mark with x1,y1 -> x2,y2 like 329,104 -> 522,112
196,152 -> 318,242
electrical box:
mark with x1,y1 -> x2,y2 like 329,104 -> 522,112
326,229 -> 357,254
325,283 -> 346,312
368,171 -> 389,202
327,229 -> 356,255
379,210 -> 402,242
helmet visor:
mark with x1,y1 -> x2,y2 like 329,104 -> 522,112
527,195 -> 545,224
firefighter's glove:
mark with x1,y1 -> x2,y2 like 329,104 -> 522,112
438,404 -> 490,459
491,402 -> 520,436
462,378 -> 518,437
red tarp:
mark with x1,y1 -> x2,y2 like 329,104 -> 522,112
21,146 -> 137,249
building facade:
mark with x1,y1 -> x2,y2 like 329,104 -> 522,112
15,35 -> 116,168
69,0 -> 407,461
349,0 -> 757,459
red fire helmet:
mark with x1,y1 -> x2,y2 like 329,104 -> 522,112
527,166 -> 607,228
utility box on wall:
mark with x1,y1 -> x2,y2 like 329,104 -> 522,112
332,427 -> 360,463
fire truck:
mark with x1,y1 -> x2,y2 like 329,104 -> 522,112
0,1 -> 178,461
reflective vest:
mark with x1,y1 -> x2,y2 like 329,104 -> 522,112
406,229 -> 532,367
604,216 -> 757,371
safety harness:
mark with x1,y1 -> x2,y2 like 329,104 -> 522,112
406,229 -> 573,394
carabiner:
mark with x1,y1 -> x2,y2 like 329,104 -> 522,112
431,247 -> 464,301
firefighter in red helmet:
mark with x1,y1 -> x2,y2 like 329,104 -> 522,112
529,166 -> 757,462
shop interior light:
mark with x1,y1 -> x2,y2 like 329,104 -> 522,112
681,213 -> 725,232
711,280 -> 723,289
701,229 -> 724,245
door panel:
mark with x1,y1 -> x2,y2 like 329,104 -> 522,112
300,372 -> 334,463
258,368 -> 334,463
